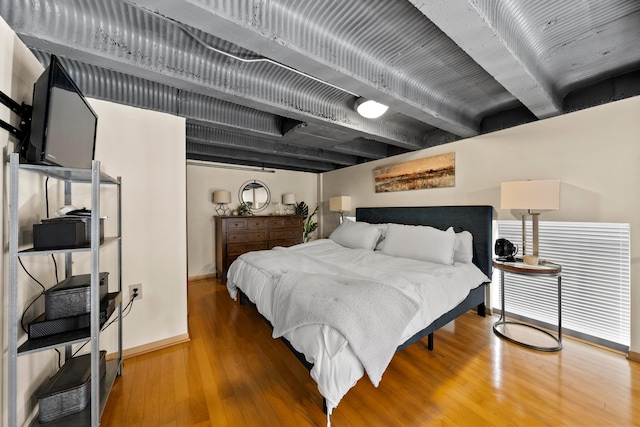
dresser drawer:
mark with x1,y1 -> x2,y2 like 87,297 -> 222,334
228,231 -> 267,243
225,219 -> 247,231
269,217 -> 302,228
228,242 -> 268,256
247,218 -> 268,229
269,229 -> 301,240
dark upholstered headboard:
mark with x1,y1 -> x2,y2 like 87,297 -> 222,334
356,206 -> 494,278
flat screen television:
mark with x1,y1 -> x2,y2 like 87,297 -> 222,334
21,55 -> 98,169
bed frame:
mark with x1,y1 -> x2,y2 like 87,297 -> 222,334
239,205 -> 494,412
356,205 -> 493,350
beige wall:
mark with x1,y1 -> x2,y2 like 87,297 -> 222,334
322,95 -> 640,352
1,17 -> 188,424
87,99 -> 188,351
187,162 -> 318,277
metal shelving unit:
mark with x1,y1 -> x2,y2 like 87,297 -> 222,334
7,152 -> 123,427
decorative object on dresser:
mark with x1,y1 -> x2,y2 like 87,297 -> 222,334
215,215 -> 303,284
212,190 -> 231,216
270,201 -> 281,215
236,202 -> 252,216
500,179 -> 560,264
329,196 -> 351,224
282,193 -> 296,214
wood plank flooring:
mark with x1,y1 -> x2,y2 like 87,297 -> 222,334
101,277 -> 640,426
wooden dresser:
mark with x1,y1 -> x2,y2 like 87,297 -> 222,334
214,215 -> 303,283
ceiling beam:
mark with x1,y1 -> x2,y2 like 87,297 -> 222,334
186,141 -> 336,172
187,153 -> 317,174
186,124 -> 358,166
330,139 -> 388,160
410,0 -> 562,119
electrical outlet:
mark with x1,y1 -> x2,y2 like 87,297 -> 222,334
129,283 -> 143,300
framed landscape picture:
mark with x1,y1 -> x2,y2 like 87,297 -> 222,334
373,152 -> 455,193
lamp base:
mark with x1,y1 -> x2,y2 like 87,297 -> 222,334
215,204 -> 230,216
520,211 -> 541,257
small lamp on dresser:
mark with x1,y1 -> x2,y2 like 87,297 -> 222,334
329,196 -> 351,224
282,193 -> 296,215
213,190 -> 231,216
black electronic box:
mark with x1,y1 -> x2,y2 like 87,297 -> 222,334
33,217 -> 104,250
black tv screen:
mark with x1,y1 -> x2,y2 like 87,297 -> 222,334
23,55 -> 97,169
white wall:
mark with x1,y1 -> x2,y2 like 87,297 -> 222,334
321,95 -> 640,353
187,162 -> 318,277
1,17 -> 188,425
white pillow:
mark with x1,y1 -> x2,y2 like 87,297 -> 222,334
381,223 -> 456,265
448,227 -> 474,264
329,219 -> 382,250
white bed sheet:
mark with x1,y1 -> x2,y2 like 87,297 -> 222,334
226,239 -> 489,413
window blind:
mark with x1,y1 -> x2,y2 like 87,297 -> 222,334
496,220 -> 630,351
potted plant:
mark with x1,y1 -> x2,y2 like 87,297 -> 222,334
237,202 -> 253,216
295,201 -> 318,242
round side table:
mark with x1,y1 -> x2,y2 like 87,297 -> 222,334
492,259 -> 562,352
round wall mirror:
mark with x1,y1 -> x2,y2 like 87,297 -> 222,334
238,180 -> 271,212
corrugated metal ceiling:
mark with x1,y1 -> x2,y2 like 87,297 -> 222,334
2,0 -> 639,173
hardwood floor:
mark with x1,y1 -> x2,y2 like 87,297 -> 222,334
102,277 -> 640,426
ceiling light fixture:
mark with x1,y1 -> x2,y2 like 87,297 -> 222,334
355,98 -> 389,119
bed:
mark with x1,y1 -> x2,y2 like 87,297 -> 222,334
226,205 -> 493,416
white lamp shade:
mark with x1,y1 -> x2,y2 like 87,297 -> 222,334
501,179 -> 560,211
282,193 -> 296,205
212,190 -> 231,204
355,98 -> 389,119
329,196 -> 352,212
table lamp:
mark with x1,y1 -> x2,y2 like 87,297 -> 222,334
282,193 -> 296,214
212,190 -> 231,215
500,179 -> 559,262
329,196 -> 351,224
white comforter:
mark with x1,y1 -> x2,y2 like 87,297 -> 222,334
226,239 -> 489,414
